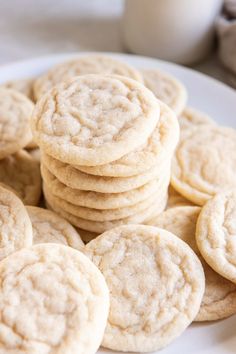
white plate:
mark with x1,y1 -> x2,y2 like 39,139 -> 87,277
0,52 -> 236,354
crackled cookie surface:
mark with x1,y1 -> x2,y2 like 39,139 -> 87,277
33,54 -> 143,100
0,243 -> 109,354
32,74 -> 159,166
0,88 -> 33,159
171,126 -> 236,205
86,225 -> 204,352
0,184 -> 32,261
0,150 -> 41,205
196,191 -> 236,285
149,206 -> 236,321
141,68 -> 187,115
179,107 -> 216,133
42,153 -> 169,193
26,206 -> 84,249
74,101 -> 179,177
42,164 -> 162,210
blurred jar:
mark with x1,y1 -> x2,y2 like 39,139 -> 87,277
123,0 -> 223,65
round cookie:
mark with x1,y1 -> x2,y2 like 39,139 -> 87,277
0,243 -> 109,354
0,150 -> 41,205
148,206 -> 236,321
42,164 -> 165,210
179,107 -> 216,133
196,191 -> 236,285
171,125 -> 236,205
32,74 -> 160,166
141,68 -> 187,115
1,77 -> 35,101
26,206 -> 84,249
86,225 -> 205,352
0,184 -> 32,261
43,183 -> 161,222
33,54 -> 143,100
42,153 -> 170,193
167,185 -> 194,208
0,88 -> 33,159
74,101 -> 179,177
45,192 -> 167,234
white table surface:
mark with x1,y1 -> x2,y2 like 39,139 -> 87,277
0,0 -> 231,86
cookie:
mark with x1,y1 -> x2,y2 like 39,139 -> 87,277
86,225 -> 204,352
0,184 -> 32,261
28,147 -> 41,163
42,153 -> 170,193
43,183 -> 161,222
74,101 -> 179,177
0,88 -> 33,159
42,164 -> 166,210
171,125 -> 236,205
33,54 -> 143,100
26,206 -> 84,249
148,206 -> 236,321
141,68 -> 187,115
45,192 -> 167,234
196,191 -> 236,285
1,77 -> 35,101
32,74 -> 160,166
179,107 -> 216,133
167,185 -> 194,208
0,150 -> 41,205
0,243 -> 109,353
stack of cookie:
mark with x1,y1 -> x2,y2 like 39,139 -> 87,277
32,73 -> 179,238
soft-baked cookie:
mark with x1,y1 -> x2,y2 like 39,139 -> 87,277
0,88 -> 33,159
33,54 -> 143,100
167,185 -> 194,208
42,164 -> 165,210
26,206 -> 84,249
196,191 -> 236,285
42,153 -> 170,193
74,101 -> 179,177
1,78 -> 35,101
45,192 -> 167,234
32,74 -> 160,166
0,243 -> 109,354
179,107 -> 216,133
171,125 -> 236,205
86,225 -> 204,352
141,68 -> 187,115
0,184 -> 32,261
0,150 -> 41,205
148,206 -> 236,321
43,183 -> 160,222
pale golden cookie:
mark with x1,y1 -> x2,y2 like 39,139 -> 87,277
86,225 -> 204,352
1,78 -> 35,101
171,125 -> 236,205
74,101 -> 179,177
148,206 -> 236,321
179,107 -> 216,132
0,150 -> 41,205
0,184 -> 32,261
196,191 -> 236,285
43,183 -> 160,222
33,54 -> 143,100
141,68 -> 187,115
0,88 -> 33,159
167,185 -> 194,208
32,74 -> 160,166
41,164 -> 166,210
42,153 -> 170,193
0,243 -> 109,354
45,192 -> 167,234
26,206 -> 84,249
